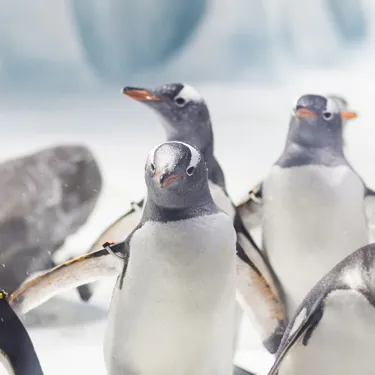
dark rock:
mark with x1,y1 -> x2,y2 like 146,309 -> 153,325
0,145 -> 102,293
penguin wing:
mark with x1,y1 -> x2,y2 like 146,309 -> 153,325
234,214 -> 287,354
76,198 -> 144,301
0,290 -> 43,375
236,181 -> 263,229
267,300 -> 324,375
9,241 -> 126,315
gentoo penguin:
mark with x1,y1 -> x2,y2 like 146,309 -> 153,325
268,242 -> 375,375
70,83 -> 286,353
0,289 -> 43,375
104,141 -> 238,375
237,94 -> 370,318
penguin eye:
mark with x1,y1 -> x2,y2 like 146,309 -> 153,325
323,111 -> 333,120
174,97 -> 186,107
150,162 -> 156,173
186,166 -> 196,176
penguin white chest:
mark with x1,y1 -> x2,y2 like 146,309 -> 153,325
208,181 -> 236,220
279,290 -> 375,375
104,213 -> 237,375
263,165 -> 368,315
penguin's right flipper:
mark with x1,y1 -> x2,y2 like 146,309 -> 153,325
236,182 -> 264,229
0,289 -> 43,375
76,198 -> 144,302
234,212 -> 287,354
9,241 -> 126,316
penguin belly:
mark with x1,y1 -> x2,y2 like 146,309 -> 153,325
263,165 -> 368,316
279,290 -> 375,375
104,213 -> 237,375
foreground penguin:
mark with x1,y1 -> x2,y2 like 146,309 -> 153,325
0,289 -> 43,375
268,242 -> 375,375
238,94 -> 370,317
104,141 -> 238,375
14,142 -> 239,375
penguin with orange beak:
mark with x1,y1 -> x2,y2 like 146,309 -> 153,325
237,94 -> 375,319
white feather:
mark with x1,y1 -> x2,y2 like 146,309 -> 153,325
263,165 -> 368,317
177,84 -> 203,102
104,213 -> 237,375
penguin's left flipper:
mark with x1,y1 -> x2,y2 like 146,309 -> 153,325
0,289 -> 44,375
267,298 -> 324,375
9,241 -> 126,316
236,182 -> 264,229
234,214 -> 287,354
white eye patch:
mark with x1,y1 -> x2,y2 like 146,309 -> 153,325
175,84 -> 203,103
325,97 -> 340,114
176,141 -> 201,169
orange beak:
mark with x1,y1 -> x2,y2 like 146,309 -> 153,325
295,108 -> 317,119
341,111 -> 357,120
121,87 -> 162,102
160,174 -> 184,188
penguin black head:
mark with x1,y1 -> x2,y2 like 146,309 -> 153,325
122,83 -> 212,150
145,141 -> 210,210
288,94 -> 357,149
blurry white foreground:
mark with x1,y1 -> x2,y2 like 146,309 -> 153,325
0,74 -> 374,374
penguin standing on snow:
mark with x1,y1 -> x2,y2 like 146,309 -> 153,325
0,289 -> 43,375
268,242 -> 375,375
104,141 -> 238,375
237,94 -> 373,318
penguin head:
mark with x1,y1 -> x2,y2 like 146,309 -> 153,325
289,94 -> 357,148
145,141 -> 209,209
122,83 -> 212,149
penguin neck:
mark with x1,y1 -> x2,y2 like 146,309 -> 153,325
142,188 -> 219,223
277,140 -> 347,168
277,121 -> 347,168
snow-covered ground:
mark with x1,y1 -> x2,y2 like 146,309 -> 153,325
0,73 -> 375,374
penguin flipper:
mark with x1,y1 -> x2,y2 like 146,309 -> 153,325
267,300 -> 323,375
9,241 -> 126,315
235,238 -> 287,354
0,289 -> 43,375
236,182 -> 263,229
76,198 -> 144,302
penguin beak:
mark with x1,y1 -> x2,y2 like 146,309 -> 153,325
295,107 -> 317,119
341,111 -> 357,120
159,172 -> 184,188
122,87 -> 162,102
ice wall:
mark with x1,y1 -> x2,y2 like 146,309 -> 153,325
0,0 -> 370,93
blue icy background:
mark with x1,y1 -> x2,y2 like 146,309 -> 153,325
1,1 -> 375,374
0,0 -> 371,94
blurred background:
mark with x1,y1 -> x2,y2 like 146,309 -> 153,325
1,1 -> 375,374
